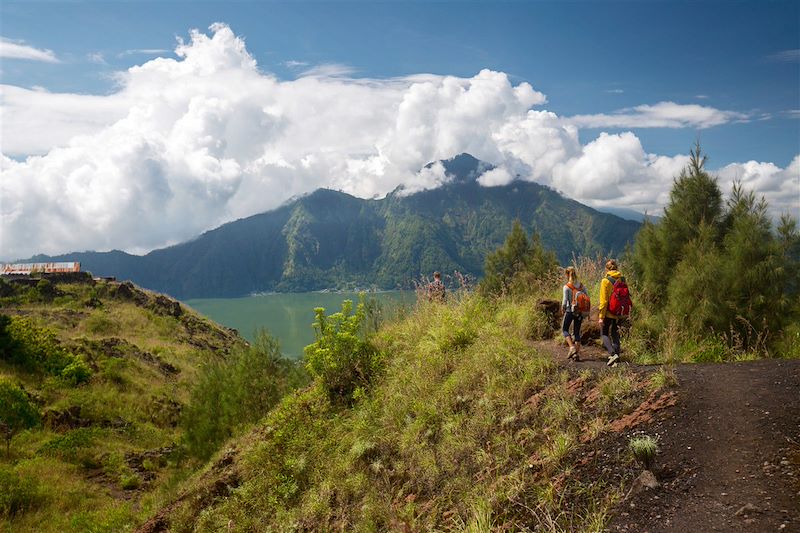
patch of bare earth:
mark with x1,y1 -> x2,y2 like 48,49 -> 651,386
532,336 -> 800,531
610,360 -> 800,532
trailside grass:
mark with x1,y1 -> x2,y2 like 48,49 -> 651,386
161,291 -> 660,532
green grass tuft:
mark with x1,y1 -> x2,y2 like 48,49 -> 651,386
629,434 -> 659,470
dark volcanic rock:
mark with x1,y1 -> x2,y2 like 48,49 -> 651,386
43,405 -> 92,432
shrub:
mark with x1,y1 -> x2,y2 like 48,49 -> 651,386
37,427 -> 100,466
99,357 -> 127,386
526,307 -> 553,341
120,473 -> 140,490
60,358 -> 92,385
0,314 -> 14,360
0,379 -> 40,456
84,311 -> 120,335
183,330 -> 306,459
0,278 -> 13,298
305,296 -> 383,404
629,435 -> 658,470
774,322 -> 800,359
36,279 -> 57,300
1,316 -> 89,379
0,466 -> 41,517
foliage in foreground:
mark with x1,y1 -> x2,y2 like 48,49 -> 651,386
182,330 -> 307,459
0,465 -> 41,518
0,380 -> 40,456
0,315 -> 91,384
0,278 -> 244,532
165,293 -> 656,532
305,297 -> 383,404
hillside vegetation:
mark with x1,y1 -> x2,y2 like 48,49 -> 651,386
0,275 -> 262,532
142,291 -> 668,532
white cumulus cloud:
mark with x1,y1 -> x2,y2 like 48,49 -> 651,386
0,24 -> 796,260
717,156 -> 800,216
551,132 -> 690,211
568,101 -> 749,129
0,37 -> 60,63
476,167 -> 513,187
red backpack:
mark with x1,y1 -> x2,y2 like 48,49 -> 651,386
567,282 -> 591,317
607,275 -> 632,317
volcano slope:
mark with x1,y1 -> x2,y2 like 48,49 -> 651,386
136,292 -> 798,533
0,274 -> 244,532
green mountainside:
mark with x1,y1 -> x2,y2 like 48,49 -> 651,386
0,275 -> 245,531
27,154 -> 640,298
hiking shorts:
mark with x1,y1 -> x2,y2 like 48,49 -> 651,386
562,311 -> 582,340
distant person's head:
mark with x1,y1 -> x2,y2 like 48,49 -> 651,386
565,266 -> 577,283
605,259 -> 618,271
433,271 -> 441,280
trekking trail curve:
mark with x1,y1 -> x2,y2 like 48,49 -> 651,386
533,338 -> 800,532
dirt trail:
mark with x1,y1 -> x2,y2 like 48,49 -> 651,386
531,337 -> 618,370
533,339 -> 800,532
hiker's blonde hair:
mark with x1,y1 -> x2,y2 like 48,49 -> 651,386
565,266 -> 577,283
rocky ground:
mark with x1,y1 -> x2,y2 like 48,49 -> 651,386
535,337 -> 800,532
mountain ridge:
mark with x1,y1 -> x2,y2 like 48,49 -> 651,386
20,154 -> 641,298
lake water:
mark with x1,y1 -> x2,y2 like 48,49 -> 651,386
184,291 -> 415,358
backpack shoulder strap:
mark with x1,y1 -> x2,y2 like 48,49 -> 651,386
565,283 -> 577,307
606,275 -> 617,286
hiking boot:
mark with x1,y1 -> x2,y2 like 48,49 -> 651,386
607,353 -> 620,367
573,353 -> 581,362
567,346 -> 577,359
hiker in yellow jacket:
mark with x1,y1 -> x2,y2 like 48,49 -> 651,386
598,259 -> 623,367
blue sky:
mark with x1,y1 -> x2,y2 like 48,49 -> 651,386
3,0 -> 798,165
1,1 -> 798,259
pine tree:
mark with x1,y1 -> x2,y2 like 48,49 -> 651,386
634,142 -> 723,301
665,222 -> 726,334
719,185 -> 788,348
632,143 -> 799,353
480,221 -> 530,295
777,214 -> 800,300
480,221 -> 557,296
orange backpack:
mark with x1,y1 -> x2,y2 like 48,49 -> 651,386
567,282 -> 591,317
